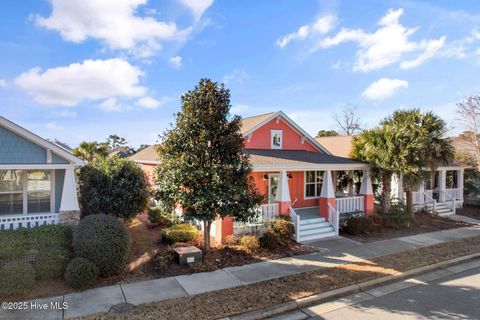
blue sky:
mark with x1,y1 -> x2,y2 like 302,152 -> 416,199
1,0 -> 479,148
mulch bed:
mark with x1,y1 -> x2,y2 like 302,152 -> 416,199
457,206 -> 480,220
79,236 -> 480,320
342,211 -> 471,243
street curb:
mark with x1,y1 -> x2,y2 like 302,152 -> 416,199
221,252 -> 480,320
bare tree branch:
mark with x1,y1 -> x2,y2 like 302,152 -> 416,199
333,105 -> 362,135
456,95 -> 480,170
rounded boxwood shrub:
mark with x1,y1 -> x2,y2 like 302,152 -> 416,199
269,218 -> 295,245
161,224 -> 199,244
239,235 -> 260,252
64,258 -> 99,290
259,231 -> 280,250
0,262 -> 36,296
73,214 -> 130,277
34,247 -> 72,280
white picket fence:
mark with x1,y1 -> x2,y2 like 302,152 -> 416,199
335,196 -> 364,214
0,213 -> 59,231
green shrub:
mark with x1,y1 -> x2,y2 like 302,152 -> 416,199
384,203 -> 410,229
0,262 -> 36,296
259,231 -> 280,250
239,235 -> 260,251
64,258 -> 99,290
340,214 -> 383,235
148,207 -> 180,226
73,214 -> 130,277
0,224 -> 72,261
79,156 -> 149,221
269,218 -> 295,245
33,247 -> 71,280
161,224 -> 199,244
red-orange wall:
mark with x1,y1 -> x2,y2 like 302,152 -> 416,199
252,171 -> 319,208
141,163 -> 157,187
244,118 -> 319,152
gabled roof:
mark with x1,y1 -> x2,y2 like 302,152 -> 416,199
240,111 -> 331,154
129,145 -> 160,164
315,135 -> 354,158
0,116 -> 84,166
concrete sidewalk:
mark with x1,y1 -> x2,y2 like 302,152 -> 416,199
2,218 -> 480,320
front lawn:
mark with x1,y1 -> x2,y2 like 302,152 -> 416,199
457,206 -> 480,221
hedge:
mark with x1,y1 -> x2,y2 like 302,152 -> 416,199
64,257 -> 99,290
0,262 -> 36,296
161,224 -> 199,244
0,224 -> 72,261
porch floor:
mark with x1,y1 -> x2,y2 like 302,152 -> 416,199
295,207 -> 321,220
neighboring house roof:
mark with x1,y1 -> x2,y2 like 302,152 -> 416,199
108,148 -> 130,158
241,111 -> 331,154
129,145 -> 160,164
315,135 -> 354,158
0,116 -> 84,166
244,149 -> 368,170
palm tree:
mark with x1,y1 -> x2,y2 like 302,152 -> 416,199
72,141 -> 109,163
351,126 -> 396,214
382,109 -> 454,220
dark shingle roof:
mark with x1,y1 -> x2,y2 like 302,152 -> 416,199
244,149 -> 365,166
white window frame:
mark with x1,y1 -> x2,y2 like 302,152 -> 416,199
304,170 -> 323,199
271,130 -> 283,149
0,169 -> 55,216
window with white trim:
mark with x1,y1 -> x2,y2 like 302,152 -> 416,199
305,171 -> 323,198
271,130 -> 282,149
0,170 -> 52,215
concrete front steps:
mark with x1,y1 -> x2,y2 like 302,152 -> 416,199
298,217 -> 336,242
425,202 -> 454,217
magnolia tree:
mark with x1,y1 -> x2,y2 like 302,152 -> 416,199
155,79 -> 263,250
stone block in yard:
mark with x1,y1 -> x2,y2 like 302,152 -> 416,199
174,246 -> 202,265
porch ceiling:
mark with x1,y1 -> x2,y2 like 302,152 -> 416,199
245,149 -> 369,171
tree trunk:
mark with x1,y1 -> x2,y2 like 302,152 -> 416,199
405,189 -> 415,221
380,172 -> 392,214
203,220 -> 211,251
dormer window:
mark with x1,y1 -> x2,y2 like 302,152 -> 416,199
271,130 -> 282,149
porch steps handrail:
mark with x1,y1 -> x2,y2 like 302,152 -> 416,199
289,206 -> 300,242
327,203 -> 340,236
423,191 -> 436,212
440,190 -> 456,215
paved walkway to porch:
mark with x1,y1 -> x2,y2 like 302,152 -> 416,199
3,216 -> 480,320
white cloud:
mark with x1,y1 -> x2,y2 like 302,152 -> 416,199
45,122 -> 62,130
231,104 -> 249,114
223,69 -> 248,84
318,8 -> 445,72
277,15 -> 337,48
0,79 -> 6,88
15,58 -> 146,106
169,56 -> 183,69
99,98 -> 122,112
35,0 -> 191,57
52,109 -> 77,118
362,78 -> 408,101
135,96 -> 167,109
178,0 -> 214,21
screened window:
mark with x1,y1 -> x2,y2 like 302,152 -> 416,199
305,171 -> 323,198
27,171 -> 51,213
0,170 -> 23,215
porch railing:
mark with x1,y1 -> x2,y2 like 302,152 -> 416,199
444,188 -> 461,201
0,213 -> 59,231
423,191 -> 437,212
328,203 -> 340,236
441,190 -> 457,214
289,205 -> 300,242
336,196 -> 364,214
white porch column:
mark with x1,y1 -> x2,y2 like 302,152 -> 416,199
275,170 -> 291,215
418,181 -> 424,206
458,169 -> 464,201
438,169 -> 446,202
59,166 -> 80,225
391,174 -> 404,201
319,170 -> 335,219
359,170 -> 374,215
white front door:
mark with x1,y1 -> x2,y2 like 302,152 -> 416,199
268,174 -> 279,204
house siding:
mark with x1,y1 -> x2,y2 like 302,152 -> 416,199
243,118 -> 320,152
0,125 -> 47,164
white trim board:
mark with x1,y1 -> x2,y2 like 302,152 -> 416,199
252,163 -> 369,171
0,116 -> 84,166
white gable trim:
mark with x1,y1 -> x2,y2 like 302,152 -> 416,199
241,111 -> 332,154
0,116 -> 84,166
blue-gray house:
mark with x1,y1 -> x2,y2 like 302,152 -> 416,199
0,116 -> 84,230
